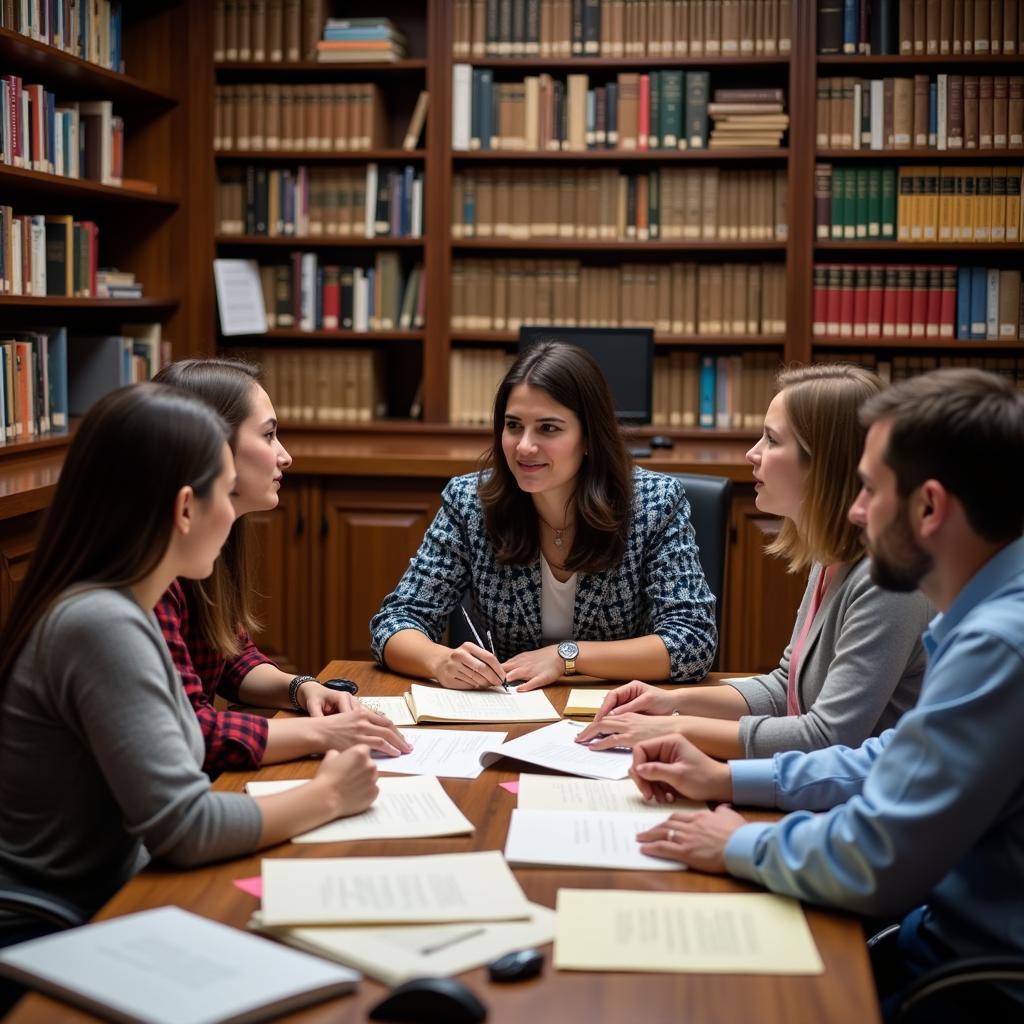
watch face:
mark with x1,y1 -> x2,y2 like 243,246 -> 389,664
557,641 -> 580,659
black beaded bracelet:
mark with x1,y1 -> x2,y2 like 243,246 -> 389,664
288,675 -> 318,713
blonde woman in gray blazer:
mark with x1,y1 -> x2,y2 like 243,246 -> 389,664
578,364 -> 933,760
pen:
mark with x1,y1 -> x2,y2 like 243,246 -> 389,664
459,606 -> 507,691
419,926 -> 486,956
487,628 -> 510,692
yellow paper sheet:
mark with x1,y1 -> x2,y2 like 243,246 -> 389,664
554,888 -> 824,975
563,688 -> 610,716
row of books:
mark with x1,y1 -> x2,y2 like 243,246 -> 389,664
213,83 -> 388,153
817,74 -> 1024,152
0,86 -> 123,185
451,0 -> 794,58
451,167 -> 787,241
652,350 -> 780,430
0,324 -> 164,443
814,164 -> 1022,242
255,256 -> 423,333
0,209 -> 95,297
259,347 -> 386,424
820,352 -> 1024,391
812,263 -> 1023,340
315,17 -> 407,63
217,164 -> 424,239
451,259 -> 787,335
213,0 -> 325,63
452,70 -> 783,152
449,348 -> 515,425
0,0 -> 123,71
817,0 -> 1022,56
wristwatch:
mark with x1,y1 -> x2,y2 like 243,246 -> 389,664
557,640 -> 580,676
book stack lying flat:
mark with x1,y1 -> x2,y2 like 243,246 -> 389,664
316,18 -> 407,63
709,89 -> 789,150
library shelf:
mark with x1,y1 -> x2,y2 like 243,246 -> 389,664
214,150 -> 425,162
214,59 -> 427,75
0,164 -> 177,206
0,296 -> 179,311
215,235 -> 425,248
449,331 -> 787,348
458,57 -> 791,70
0,27 -> 177,106
816,149 -> 1024,161
815,241 -> 1024,252
813,337 -> 1024,350
453,149 -> 789,162
817,54 -> 1024,68
222,329 -> 425,343
451,239 -> 789,252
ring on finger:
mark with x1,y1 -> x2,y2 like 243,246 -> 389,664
667,828 -> 678,843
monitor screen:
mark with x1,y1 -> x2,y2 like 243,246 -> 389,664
517,327 -> 655,425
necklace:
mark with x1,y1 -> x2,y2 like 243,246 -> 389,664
538,513 -> 572,548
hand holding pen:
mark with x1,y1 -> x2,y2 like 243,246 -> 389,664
432,606 -> 509,690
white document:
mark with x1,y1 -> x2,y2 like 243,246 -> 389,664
374,727 -> 507,779
505,809 -> 678,871
358,695 -> 416,726
406,682 -> 560,723
260,851 -> 532,927
245,776 -> 473,843
517,773 -> 704,815
213,258 -> 267,336
0,906 -> 358,1024
251,902 -> 556,988
554,888 -> 825,975
479,719 -> 633,780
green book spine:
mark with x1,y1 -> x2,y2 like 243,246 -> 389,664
684,71 -> 709,149
881,167 -> 896,239
660,70 -> 684,149
648,170 -> 659,238
648,70 -> 660,148
831,166 -> 845,239
855,167 -> 869,238
867,166 -> 882,238
843,165 -> 857,239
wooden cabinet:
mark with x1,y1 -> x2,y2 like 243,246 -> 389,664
0,512 -> 44,629
723,489 -> 807,673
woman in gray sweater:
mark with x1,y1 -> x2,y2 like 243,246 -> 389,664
0,384 -> 378,947
577,364 -> 933,760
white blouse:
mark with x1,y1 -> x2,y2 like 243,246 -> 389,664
540,555 -> 578,645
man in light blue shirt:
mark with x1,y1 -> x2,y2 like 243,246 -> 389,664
630,368 -> 1024,1019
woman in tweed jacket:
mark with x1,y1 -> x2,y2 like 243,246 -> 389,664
370,343 -> 717,690
577,363 -> 933,758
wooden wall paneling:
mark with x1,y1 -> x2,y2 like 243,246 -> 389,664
723,490 -> 806,672
0,513 -> 43,628
319,483 -> 443,661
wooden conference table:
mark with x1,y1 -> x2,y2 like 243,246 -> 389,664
8,662 -> 880,1024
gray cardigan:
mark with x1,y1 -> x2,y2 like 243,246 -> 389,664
727,559 -> 933,757
0,588 -> 262,927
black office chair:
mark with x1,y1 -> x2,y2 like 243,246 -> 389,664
867,922 -> 1024,1023
0,884 -> 87,1014
669,472 -> 732,667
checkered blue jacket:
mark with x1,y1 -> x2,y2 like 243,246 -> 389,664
370,467 -> 717,681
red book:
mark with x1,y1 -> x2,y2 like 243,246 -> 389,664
939,265 -> 956,338
85,221 -> 99,296
895,264 -> 913,337
322,265 -> 340,329
812,264 -> 828,336
852,265 -> 869,337
910,266 -> 928,335
866,265 -> 884,337
925,266 -> 942,337
638,74 -> 650,152
881,265 -> 899,337
826,264 -> 842,336
839,264 -> 855,336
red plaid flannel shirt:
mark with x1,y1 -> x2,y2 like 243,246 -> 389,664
156,579 -> 274,773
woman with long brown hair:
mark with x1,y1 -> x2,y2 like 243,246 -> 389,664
371,341 -> 717,690
0,384 -> 377,950
152,358 -> 410,773
577,363 -> 933,758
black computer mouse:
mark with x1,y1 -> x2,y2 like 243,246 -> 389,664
649,435 -> 676,449
488,947 -> 544,982
323,678 -> 359,695
368,976 -> 487,1023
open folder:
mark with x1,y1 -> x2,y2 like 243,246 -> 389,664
403,683 -> 560,723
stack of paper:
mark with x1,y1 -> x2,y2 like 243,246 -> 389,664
0,906 -> 358,1024
245,776 -> 473,842
554,889 -> 825,975
403,683 -> 560,723
479,719 -> 633,780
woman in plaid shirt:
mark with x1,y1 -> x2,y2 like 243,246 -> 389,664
154,359 -> 410,774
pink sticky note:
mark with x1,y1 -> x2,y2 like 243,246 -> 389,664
499,781 -> 519,795
233,876 -> 263,898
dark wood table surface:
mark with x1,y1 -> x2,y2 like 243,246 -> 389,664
6,662 -> 880,1024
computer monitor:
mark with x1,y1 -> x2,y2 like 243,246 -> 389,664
517,326 -> 655,425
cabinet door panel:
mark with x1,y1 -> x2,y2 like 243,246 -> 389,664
321,489 -> 440,662
724,490 -> 806,673
0,513 -> 43,629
